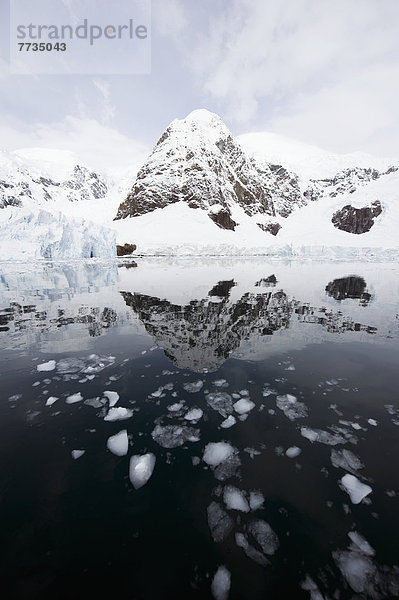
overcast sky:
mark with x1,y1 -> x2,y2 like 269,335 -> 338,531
1,0 -> 399,173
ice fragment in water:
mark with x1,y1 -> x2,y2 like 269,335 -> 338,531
211,565 -> 231,600
45,396 -> 58,407
84,397 -> 106,409
301,427 -> 346,446
213,379 -> 228,388
223,486 -> 250,512
233,398 -> 255,415
248,519 -> 279,556
206,392 -> 233,418
103,390 -> 119,407
151,425 -> 200,448
333,550 -> 375,594
276,394 -> 308,421
301,575 -> 324,600
203,442 -> 234,466
348,531 -> 375,556
104,407 -> 133,422
37,360 -> 56,372
66,392 -> 83,404
235,532 -> 269,567
168,402 -> 184,412
183,380 -> 203,393
207,501 -> 233,543
286,446 -> 301,458
331,449 -> 363,473
249,491 -> 264,511
220,415 -> 236,429
184,408 -> 203,421
129,453 -> 156,489
107,430 -> 128,456
71,450 -> 85,460
368,418 -> 377,426
341,474 -> 372,504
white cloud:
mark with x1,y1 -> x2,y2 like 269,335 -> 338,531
0,115 -> 149,177
92,78 -> 116,124
153,0 -> 187,37
188,0 -> 399,154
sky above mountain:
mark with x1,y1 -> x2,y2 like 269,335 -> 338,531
1,0 -> 399,173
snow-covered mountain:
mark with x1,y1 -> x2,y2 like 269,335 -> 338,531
1,109 -> 399,259
114,109 -> 399,257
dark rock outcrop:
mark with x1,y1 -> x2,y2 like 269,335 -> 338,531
117,243 -> 137,256
209,210 -> 237,230
331,200 -> 382,234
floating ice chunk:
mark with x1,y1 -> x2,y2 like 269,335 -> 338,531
239,389 -> 249,396
150,387 -> 164,398
32,381 -> 40,387
233,398 -> 255,415
301,575 -> 324,600
107,430 -> 128,456
284,364 -> 296,371
341,474 -> 372,504
367,419 -> 377,426
248,519 -> 279,556
8,394 -> 22,401
184,408 -> 203,421
213,379 -> 228,388
206,392 -> 233,418
183,380 -> 203,393
103,390 -> 119,407
331,449 -> 363,473
249,491 -> 264,511
37,360 -> 56,372
231,393 -> 241,399
104,407 -> 133,422
129,453 -> 156,489
168,402 -> 184,412
66,392 -> 83,404
84,397 -> 106,409
223,486 -> 250,512
203,442 -> 235,467
45,396 -> 58,407
276,394 -> 308,421
211,566 -> 231,600
348,531 -> 375,557
301,427 -> 346,446
207,502 -> 234,542
71,450 -> 85,460
333,550 -> 375,594
286,446 -> 301,459
152,424 -> 200,448
235,532 -> 269,566
220,415 -> 236,429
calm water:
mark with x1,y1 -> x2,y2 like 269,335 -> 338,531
0,258 -> 398,600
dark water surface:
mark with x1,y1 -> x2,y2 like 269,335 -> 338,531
0,258 -> 398,600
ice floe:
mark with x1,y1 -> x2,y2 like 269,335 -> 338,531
331,449 -> 363,473
301,427 -> 346,446
235,532 -> 269,567
104,407 -> 133,422
276,394 -> 308,421
233,398 -> 255,415
348,531 -> 375,557
301,575 -> 324,600
213,379 -> 228,388
211,565 -> 231,600
203,442 -> 235,467
129,453 -> 156,489
341,474 -> 372,504
151,424 -> 200,448
37,360 -> 56,372
223,486 -> 250,512
286,446 -> 301,458
103,390 -> 119,407
45,396 -> 58,407
206,392 -> 233,418
183,380 -> 204,393
248,519 -> 279,556
71,450 -> 85,460
207,501 -> 234,542
107,430 -> 128,456
66,392 -> 83,404
249,490 -> 264,511
220,415 -> 236,429
367,418 -> 377,426
184,408 -> 203,421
